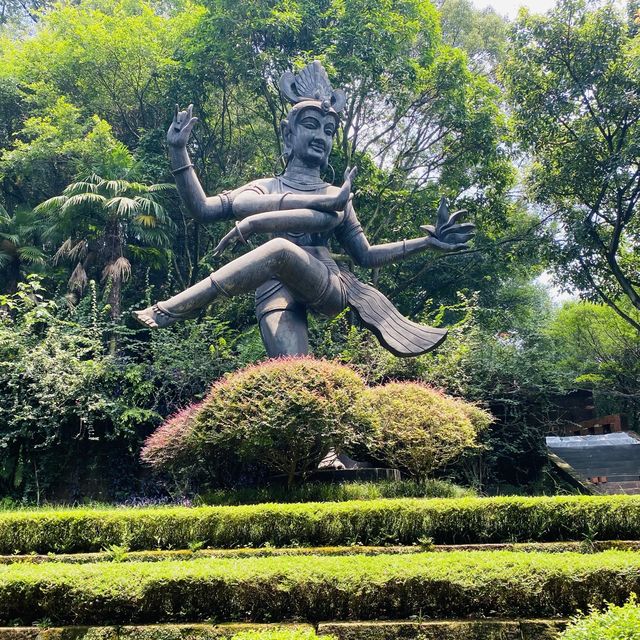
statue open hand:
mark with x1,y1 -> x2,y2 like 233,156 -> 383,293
167,104 -> 198,148
421,197 -> 475,252
212,221 -> 250,258
318,166 -> 357,212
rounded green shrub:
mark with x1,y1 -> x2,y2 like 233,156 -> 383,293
364,382 -> 491,480
560,594 -> 640,639
142,357 -> 372,486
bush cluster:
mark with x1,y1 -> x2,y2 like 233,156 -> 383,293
560,594 -> 640,639
0,550 -> 638,625
142,358 -> 490,489
0,495 -> 639,553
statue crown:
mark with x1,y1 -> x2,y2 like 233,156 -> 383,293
279,61 -> 346,115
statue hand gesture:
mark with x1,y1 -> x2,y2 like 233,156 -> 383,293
317,166 -> 358,212
167,104 -> 198,148
421,197 -> 475,252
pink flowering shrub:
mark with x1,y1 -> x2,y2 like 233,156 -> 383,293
142,357 -> 373,487
140,402 -> 202,471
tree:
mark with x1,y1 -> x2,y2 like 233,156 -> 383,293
547,300 -> 640,428
143,358 -> 374,487
0,206 -> 45,292
503,0 -> 640,330
35,174 -> 174,321
437,0 -> 508,77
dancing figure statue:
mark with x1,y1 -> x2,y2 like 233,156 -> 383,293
134,61 -> 474,357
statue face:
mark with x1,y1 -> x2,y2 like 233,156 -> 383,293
288,107 -> 337,167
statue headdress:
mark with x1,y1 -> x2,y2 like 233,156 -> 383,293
279,61 -> 346,119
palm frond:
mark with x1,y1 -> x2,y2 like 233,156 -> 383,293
34,195 -> 68,214
17,246 -> 46,265
136,227 -> 171,247
103,179 -> 130,196
124,182 -> 149,195
64,180 -> 100,195
68,262 -> 88,293
107,196 -> 138,217
133,197 -> 174,227
102,256 -> 131,283
134,214 -> 157,228
0,232 -> 19,245
61,193 -> 107,212
52,238 -> 73,264
147,183 -> 175,193
68,239 -> 88,262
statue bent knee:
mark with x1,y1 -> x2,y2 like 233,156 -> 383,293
133,239 -> 345,330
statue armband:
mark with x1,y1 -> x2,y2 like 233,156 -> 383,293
219,190 -> 234,218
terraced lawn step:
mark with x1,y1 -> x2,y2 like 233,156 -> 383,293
0,626 -> 315,640
1,495 -> 640,553
318,620 -> 568,639
0,621 -> 569,640
3,540 -> 640,564
0,550 -> 637,625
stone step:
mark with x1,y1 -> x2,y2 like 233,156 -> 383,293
595,481 -> 640,495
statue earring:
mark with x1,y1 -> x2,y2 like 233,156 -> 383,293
273,153 -> 289,177
322,163 -> 336,184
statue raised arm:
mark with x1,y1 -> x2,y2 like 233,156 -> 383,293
134,61 -> 474,357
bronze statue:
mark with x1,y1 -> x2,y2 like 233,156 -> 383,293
134,61 -> 474,357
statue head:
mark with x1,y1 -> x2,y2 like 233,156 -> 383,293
279,61 -> 346,170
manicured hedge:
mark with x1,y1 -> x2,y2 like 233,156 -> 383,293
4,540 -> 640,566
1,496 -> 640,553
0,551 -> 638,625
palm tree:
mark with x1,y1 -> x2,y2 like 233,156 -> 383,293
0,206 -> 46,294
35,174 -> 174,320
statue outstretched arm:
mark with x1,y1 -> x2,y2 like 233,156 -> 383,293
337,198 -> 474,268
169,105 -> 357,223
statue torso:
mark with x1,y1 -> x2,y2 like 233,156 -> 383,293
254,175 -> 337,248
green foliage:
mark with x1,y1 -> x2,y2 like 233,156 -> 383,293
0,495 -> 639,553
547,301 -> 640,426
438,0 -> 508,75
198,479 -> 475,505
364,382 -> 490,479
503,0 -> 640,328
0,279 -> 142,501
0,279 -> 256,502
103,543 -> 129,563
322,290 -> 565,488
0,549 -> 639,624
0,97 -> 136,203
0,206 -> 45,292
561,594 -> 640,640
36,173 -> 174,319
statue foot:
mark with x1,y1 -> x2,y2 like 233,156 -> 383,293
133,303 -> 182,329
